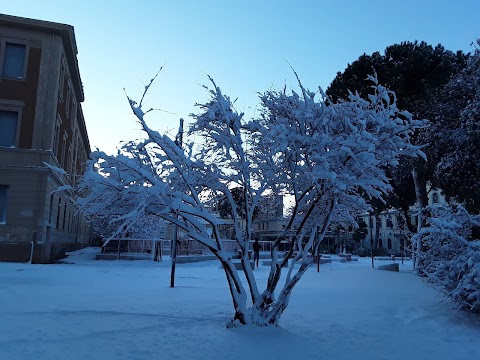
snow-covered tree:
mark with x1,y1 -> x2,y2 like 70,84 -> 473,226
91,212 -> 164,241
414,204 -> 480,313
76,72 -> 425,326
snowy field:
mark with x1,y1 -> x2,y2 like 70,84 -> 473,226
1,248 -> 479,360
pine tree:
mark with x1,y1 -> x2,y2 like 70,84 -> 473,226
327,41 -> 468,223
432,40 -> 480,213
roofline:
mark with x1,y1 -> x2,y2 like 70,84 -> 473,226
0,13 -> 84,102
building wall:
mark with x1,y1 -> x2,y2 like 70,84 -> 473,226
256,194 -> 283,220
252,218 -> 284,241
0,161 -> 42,243
358,189 -> 448,254
0,15 -> 92,262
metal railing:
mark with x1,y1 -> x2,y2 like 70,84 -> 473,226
102,238 -> 281,257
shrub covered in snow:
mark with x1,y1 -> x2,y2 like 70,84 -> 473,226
76,71 -> 425,326
414,204 -> 480,313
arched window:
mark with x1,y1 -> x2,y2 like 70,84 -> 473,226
387,216 -> 393,228
378,238 -> 383,248
387,239 -> 392,249
433,193 -> 439,203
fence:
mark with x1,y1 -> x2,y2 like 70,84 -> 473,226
102,238 -> 283,257
175,239 -> 287,254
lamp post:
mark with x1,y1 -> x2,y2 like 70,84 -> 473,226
369,211 -> 374,269
316,226 -> 320,273
170,118 -> 184,288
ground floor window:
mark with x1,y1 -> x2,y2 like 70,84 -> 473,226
0,110 -> 18,147
0,185 -> 9,224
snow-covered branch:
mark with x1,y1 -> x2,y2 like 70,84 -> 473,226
75,71 -> 426,326
414,204 -> 480,313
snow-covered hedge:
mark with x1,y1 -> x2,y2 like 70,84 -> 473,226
414,205 -> 480,313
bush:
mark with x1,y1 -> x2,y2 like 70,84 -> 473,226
413,204 -> 480,313
354,247 -> 369,257
450,246 -> 480,312
372,247 -> 389,257
354,247 -> 390,257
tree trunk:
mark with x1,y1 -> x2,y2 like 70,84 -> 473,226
368,213 -> 374,268
374,215 -> 381,248
412,161 -> 429,209
170,227 -> 178,287
401,206 -> 416,233
411,160 -> 428,271
317,247 -> 320,273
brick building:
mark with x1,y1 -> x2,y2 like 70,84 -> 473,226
0,14 -> 93,262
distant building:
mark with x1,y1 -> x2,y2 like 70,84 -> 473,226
0,14 -> 92,262
256,193 -> 283,220
357,188 -> 447,254
252,193 -> 284,241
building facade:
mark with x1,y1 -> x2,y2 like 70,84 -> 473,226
358,188 -> 447,254
0,14 -> 92,262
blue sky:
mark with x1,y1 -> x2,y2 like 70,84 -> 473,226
3,0 -> 479,153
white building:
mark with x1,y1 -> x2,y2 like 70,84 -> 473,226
358,188 -> 446,254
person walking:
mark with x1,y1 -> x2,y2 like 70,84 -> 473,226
253,239 -> 261,268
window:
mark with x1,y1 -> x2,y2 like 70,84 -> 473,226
56,198 -> 62,229
433,193 -> 439,204
387,239 -> 392,249
48,194 -> 55,224
2,43 -> 26,79
63,206 -> 68,230
0,110 -> 18,147
386,216 -> 393,229
58,58 -> 65,101
53,116 -> 62,157
0,185 -> 8,224
71,98 -> 77,121
66,83 -> 71,116
73,134 -> 80,178
61,131 -> 68,166
67,143 -> 73,177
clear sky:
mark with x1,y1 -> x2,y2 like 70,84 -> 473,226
2,0 -> 479,154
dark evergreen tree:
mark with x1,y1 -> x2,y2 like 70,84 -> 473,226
217,187 -> 246,219
216,187 -> 260,220
432,40 -> 480,213
327,41 -> 468,222
328,41 -> 467,116
352,220 -> 368,242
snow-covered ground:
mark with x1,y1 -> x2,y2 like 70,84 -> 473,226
1,248 -> 479,360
